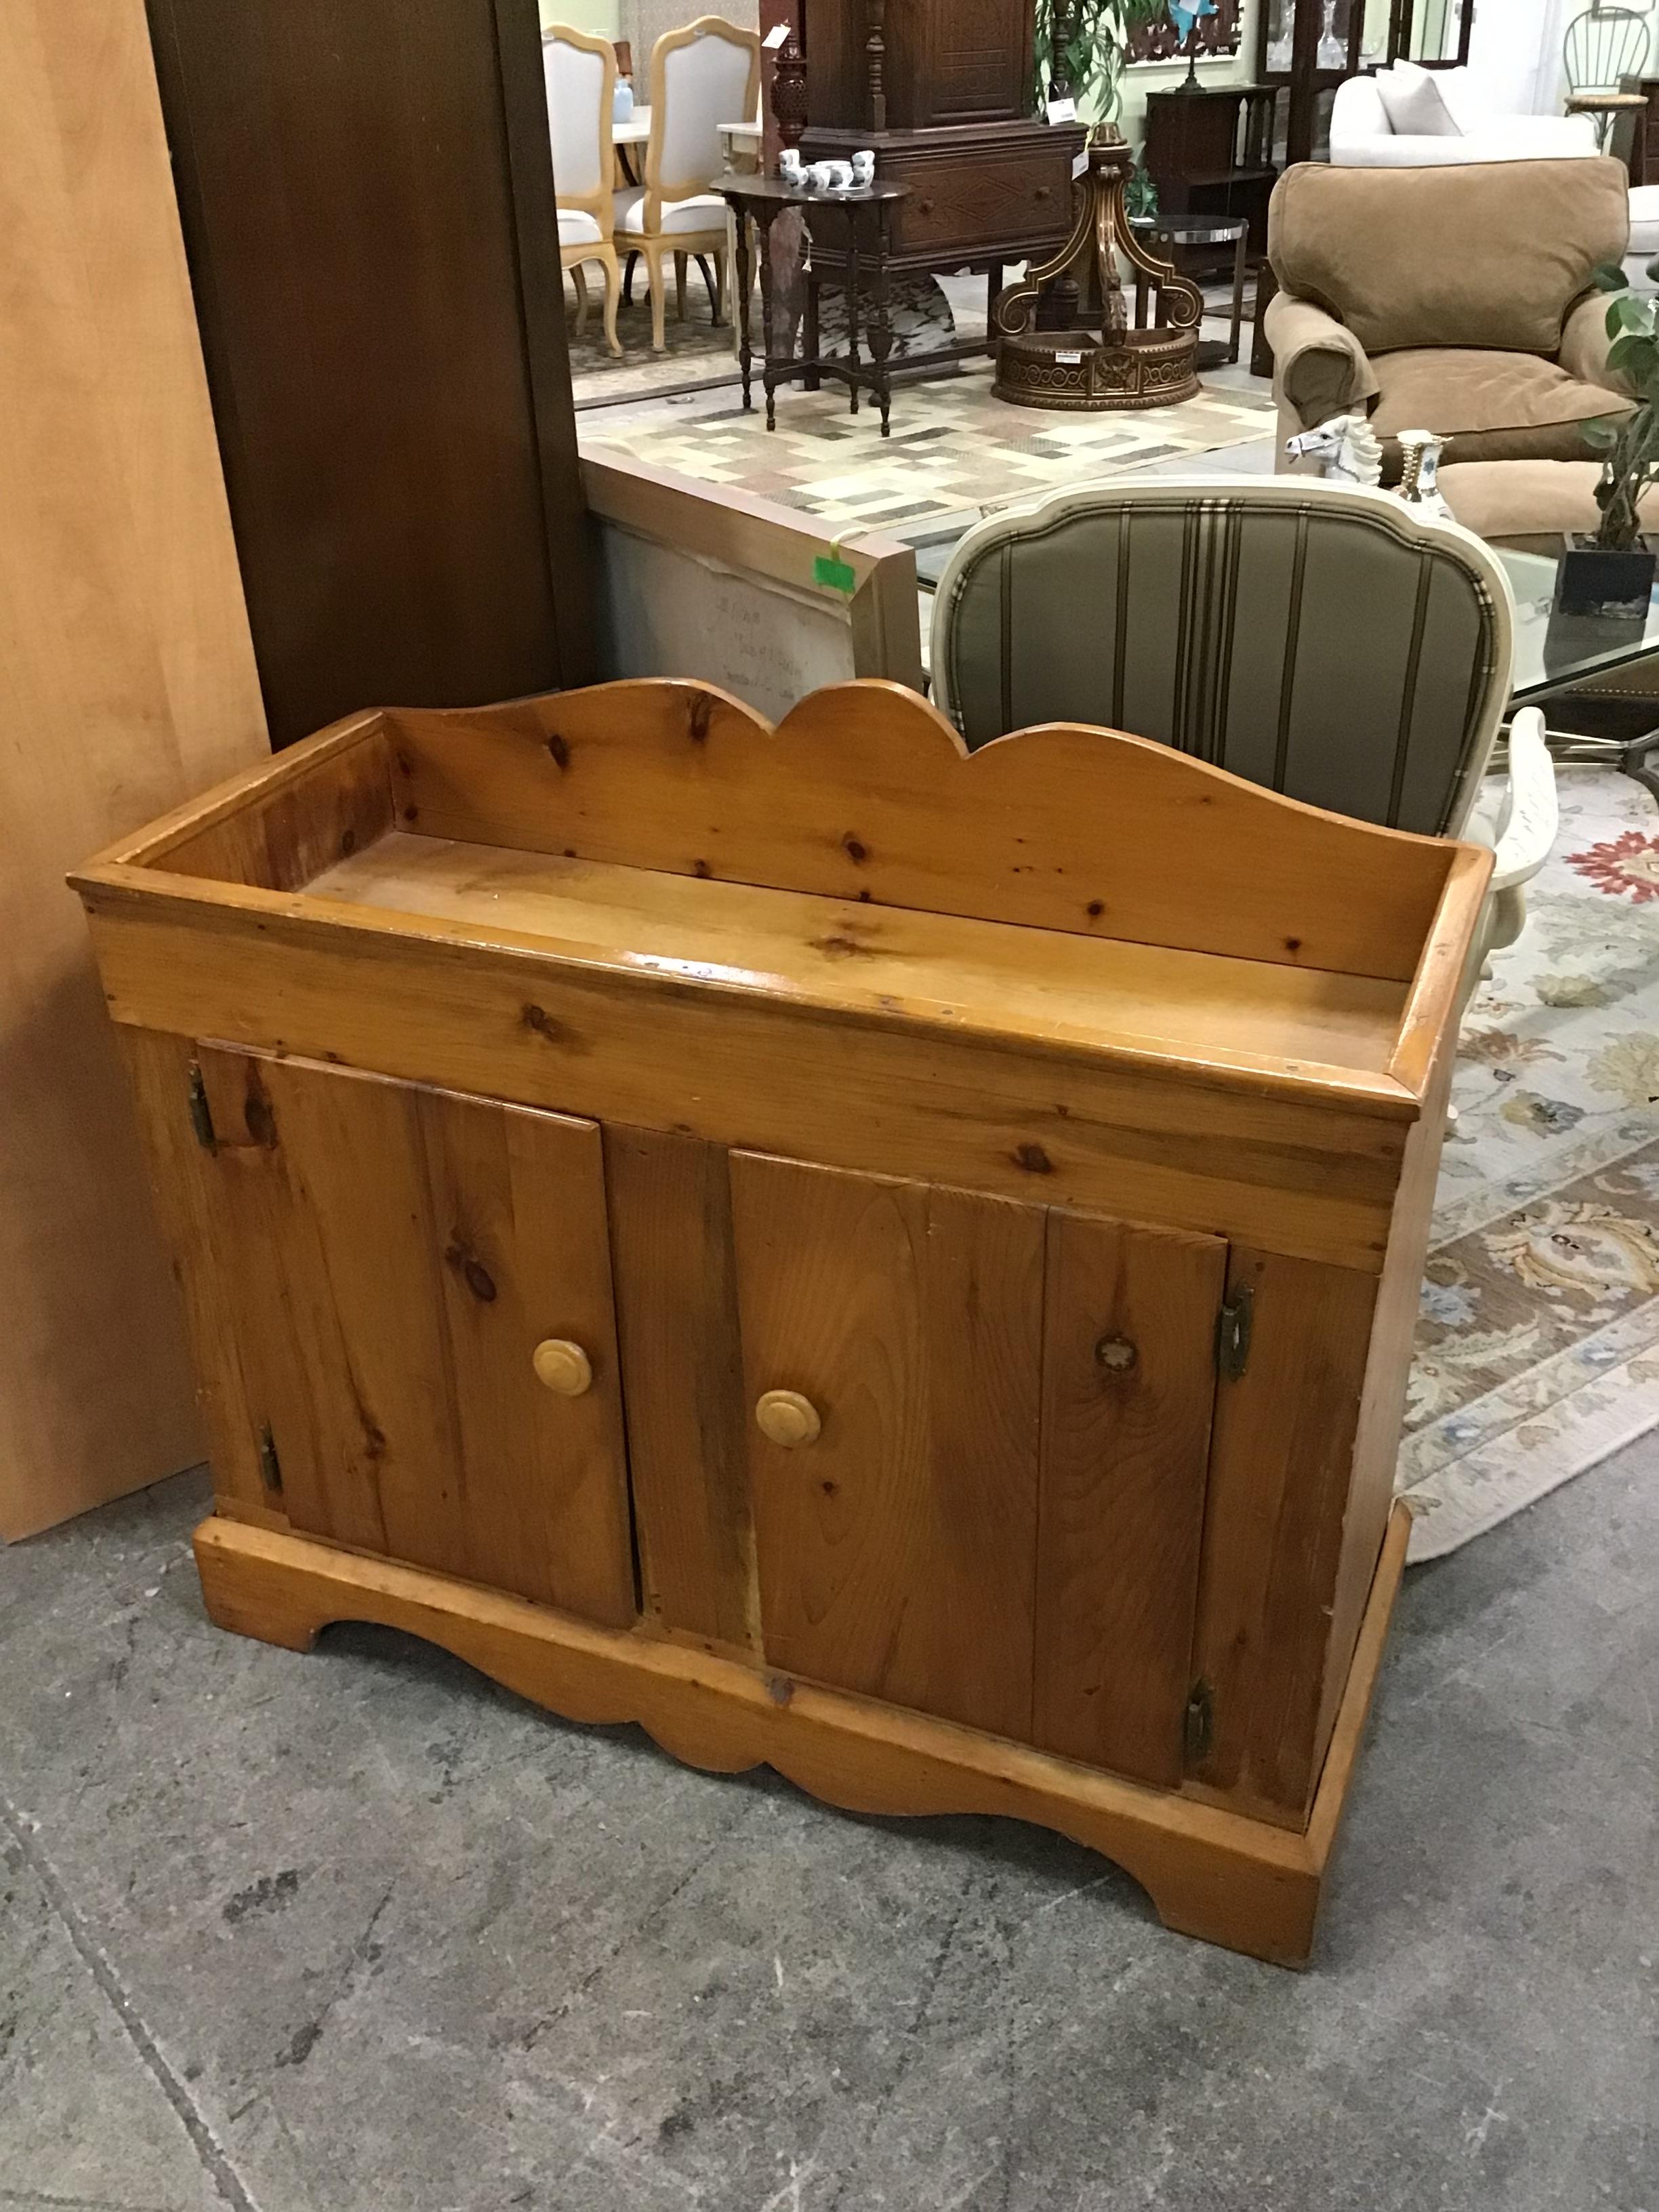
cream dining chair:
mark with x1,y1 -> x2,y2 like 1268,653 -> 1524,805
930,476 -> 1558,975
544,24 -> 622,359
618,16 -> 760,352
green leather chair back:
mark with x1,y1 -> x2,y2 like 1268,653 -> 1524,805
930,478 -> 1513,839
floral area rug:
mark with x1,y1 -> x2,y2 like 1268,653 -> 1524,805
1401,767 -> 1659,1559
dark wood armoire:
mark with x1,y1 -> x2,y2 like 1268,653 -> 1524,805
144,0 -> 594,747
798,0 -> 1084,310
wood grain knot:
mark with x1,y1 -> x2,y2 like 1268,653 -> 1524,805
546,731 -> 571,770
841,833 -> 869,863
1012,1143 -> 1054,1175
1094,1334 -> 1137,1376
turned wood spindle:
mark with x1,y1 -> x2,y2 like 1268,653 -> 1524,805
865,0 -> 888,134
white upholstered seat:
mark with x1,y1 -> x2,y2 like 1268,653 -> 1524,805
558,207 -> 604,245
613,186 -> 727,236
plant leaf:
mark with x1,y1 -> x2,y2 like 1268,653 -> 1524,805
1592,262 -> 1632,292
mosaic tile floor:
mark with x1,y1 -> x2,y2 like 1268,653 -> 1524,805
581,361 -> 1278,532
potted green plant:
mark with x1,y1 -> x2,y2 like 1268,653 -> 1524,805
1559,264 -> 1659,619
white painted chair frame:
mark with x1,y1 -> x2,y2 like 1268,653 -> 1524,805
546,23 -> 622,359
931,475 -> 1557,983
627,17 -> 760,353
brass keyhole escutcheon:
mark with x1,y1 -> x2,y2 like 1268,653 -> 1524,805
1094,1334 -> 1138,1376
756,1389 -> 821,1448
533,1338 -> 593,1397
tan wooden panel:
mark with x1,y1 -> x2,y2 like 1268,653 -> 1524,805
195,1049 -> 462,1565
79,895 -> 1410,1273
730,1154 -> 1044,1740
1186,1248 -> 1380,1824
382,678 -> 1454,981
605,1126 -> 758,1652
115,1031 -> 272,1518
306,831 -> 1410,1085
419,1089 -> 636,1628
163,727 -> 394,891
0,0 -> 266,1539
1034,1210 -> 1227,1789
191,1050 -> 635,1625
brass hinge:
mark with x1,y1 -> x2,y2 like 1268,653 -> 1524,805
187,1061 -> 216,1151
1216,1282 -> 1253,1379
1183,1679 -> 1214,1767
258,1424 -> 283,1495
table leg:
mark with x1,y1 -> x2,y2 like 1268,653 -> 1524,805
758,208 -> 781,432
1229,230 -> 1246,367
804,266 -> 821,392
869,202 -> 895,438
847,214 -> 861,417
735,212 -> 755,413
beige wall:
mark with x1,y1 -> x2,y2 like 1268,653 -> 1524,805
539,0 -> 621,33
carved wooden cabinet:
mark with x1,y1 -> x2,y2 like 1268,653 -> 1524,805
796,0 -> 1085,319
74,678 -> 1488,1965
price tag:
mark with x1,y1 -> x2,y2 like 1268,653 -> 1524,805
1046,96 -> 1078,125
762,22 -> 790,47
1072,148 -> 1090,179
1055,350 -> 1084,365
814,552 -> 857,596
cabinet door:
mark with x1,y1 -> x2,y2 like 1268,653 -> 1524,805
1034,1210 -> 1227,1788
192,1048 -> 635,1627
729,1153 -> 1045,1741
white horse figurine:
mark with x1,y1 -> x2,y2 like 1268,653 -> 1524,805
1284,411 -> 1384,486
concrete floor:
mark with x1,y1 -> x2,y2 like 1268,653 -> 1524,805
2,1440 -> 1655,2212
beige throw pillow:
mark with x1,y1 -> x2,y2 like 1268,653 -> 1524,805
1376,61 -> 1463,137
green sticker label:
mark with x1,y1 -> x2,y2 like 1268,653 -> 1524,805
814,554 -> 857,596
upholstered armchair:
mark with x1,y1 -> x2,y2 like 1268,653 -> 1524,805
1265,157 -> 1637,478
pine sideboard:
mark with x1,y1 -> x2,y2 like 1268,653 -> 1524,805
73,677 -> 1488,1965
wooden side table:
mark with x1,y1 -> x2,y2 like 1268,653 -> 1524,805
721,175 -> 909,437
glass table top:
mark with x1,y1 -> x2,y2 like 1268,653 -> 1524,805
1499,548 -> 1659,703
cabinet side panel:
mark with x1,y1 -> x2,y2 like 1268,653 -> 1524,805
421,1094 -> 636,1629
605,1127 -> 759,1652
731,1155 -> 1043,1740
1313,1025 -> 1456,1765
1187,1249 -> 1380,1823
1035,1213 -> 1227,1789
115,1031 -> 268,1517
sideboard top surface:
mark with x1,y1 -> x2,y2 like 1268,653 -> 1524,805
75,678 -> 1489,1128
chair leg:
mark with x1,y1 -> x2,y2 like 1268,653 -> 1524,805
674,251 -> 689,323
699,252 -> 723,324
571,261 -> 590,333
600,250 -> 622,359
646,243 -> 668,352
624,251 -> 638,305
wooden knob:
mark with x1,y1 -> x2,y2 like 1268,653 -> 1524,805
533,1338 -> 592,1396
1035,184 -> 1052,201
917,197 -> 935,215
755,1389 -> 821,1448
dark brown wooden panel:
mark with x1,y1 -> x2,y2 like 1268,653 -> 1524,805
144,0 -> 592,745
730,1153 -> 1044,1739
1034,1211 -> 1226,1789
605,1125 -> 759,1652
1188,1247 -> 1380,1823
